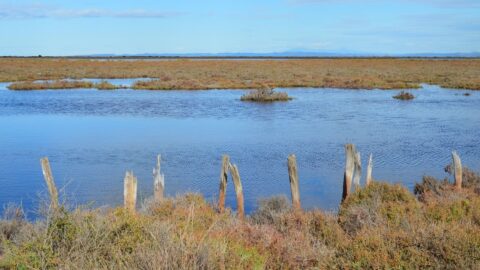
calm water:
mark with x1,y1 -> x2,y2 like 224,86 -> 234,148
0,82 -> 479,217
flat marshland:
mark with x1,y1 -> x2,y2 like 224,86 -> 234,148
1,57 -> 480,269
1,58 -> 480,90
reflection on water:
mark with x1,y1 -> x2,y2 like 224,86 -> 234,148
0,85 -> 479,217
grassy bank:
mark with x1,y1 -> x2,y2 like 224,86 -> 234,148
1,58 -> 480,90
7,80 -> 122,91
1,169 -> 479,269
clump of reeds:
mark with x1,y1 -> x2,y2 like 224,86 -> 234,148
94,80 -> 120,90
393,91 -> 415,100
240,87 -> 292,102
7,80 -> 94,90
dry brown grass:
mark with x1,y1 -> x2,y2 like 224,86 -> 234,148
7,80 -> 124,91
94,80 -> 122,90
1,168 -> 480,269
7,80 -> 94,90
1,58 -> 480,90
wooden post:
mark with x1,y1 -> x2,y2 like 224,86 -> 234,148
353,151 -> 361,190
218,155 -> 230,213
40,157 -> 59,210
124,171 -> 138,213
287,154 -> 301,211
452,151 -> 462,189
153,155 -> 165,201
366,154 -> 373,186
342,144 -> 355,202
228,163 -> 244,219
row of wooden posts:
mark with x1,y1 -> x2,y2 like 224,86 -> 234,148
40,144 -> 465,217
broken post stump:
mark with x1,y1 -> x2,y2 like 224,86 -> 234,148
124,171 -> 138,213
228,162 -> 244,219
342,144 -> 356,202
287,154 -> 301,211
218,155 -> 230,213
40,157 -> 59,210
452,151 -> 463,189
153,155 -> 165,201
366,154 -> 373,186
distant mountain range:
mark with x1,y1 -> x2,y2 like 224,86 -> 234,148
3,50 -> 479,58
81,50 -> 480,58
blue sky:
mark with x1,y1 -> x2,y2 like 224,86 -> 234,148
0,0 -> 479,55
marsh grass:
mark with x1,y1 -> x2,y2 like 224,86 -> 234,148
1,58 -> 480,90
240,88 -> 292,102
1,169 -> 480,269
94,80 -> 122,90
7,80 -> 94,90
7,80 -> 124,90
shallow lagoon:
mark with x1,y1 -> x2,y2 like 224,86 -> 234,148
0,84 -> 479,216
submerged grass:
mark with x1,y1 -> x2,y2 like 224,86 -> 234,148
1,58 -> 480,90
1,168 -> 479,269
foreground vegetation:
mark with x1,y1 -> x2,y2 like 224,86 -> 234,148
1,58 -> 480,90
0,167 -> 479,269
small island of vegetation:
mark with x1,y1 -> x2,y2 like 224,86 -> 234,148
240,88 -> 292,102
393,91 -> 415,100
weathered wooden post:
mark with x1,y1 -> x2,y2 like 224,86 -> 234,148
287,154 -> 301,211
366,154 -> 373,186
153,155 -> 165,201
342,144 -> 355,202
40,157 -> 59,210
228,162 -> 244,219
452,151 -> 462,189
124,171 -> 138,213
218,155 -> 230,213
353,151 -> 361,190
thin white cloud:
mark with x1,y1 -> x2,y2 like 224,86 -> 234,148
0,4 -> 182,19
288,0 -> 480,8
